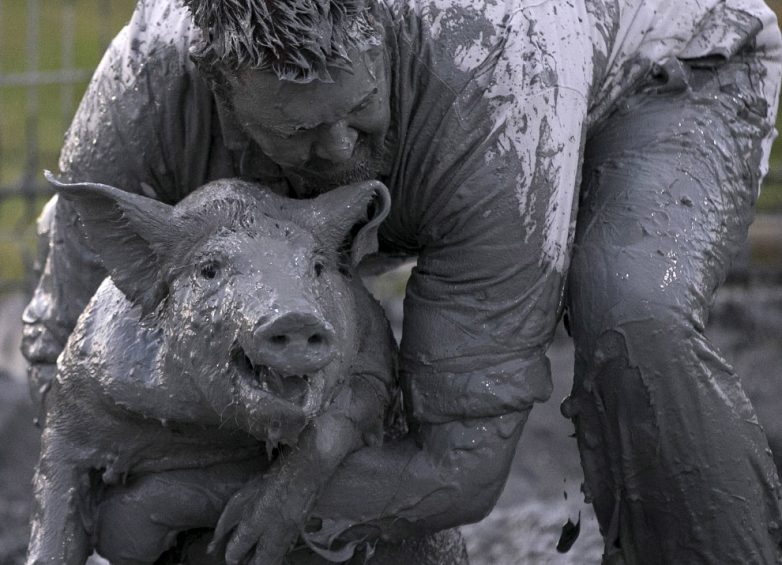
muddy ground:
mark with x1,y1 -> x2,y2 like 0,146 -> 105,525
1,276 -> 781,564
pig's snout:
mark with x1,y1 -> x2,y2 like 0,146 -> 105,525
252,313 -> 336,375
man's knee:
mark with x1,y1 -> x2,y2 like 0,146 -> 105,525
568,249 -> 695,360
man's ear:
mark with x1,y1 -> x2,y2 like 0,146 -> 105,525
45,170 -> 175,314
306,180 -> 391,267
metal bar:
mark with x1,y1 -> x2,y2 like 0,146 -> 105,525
764,169 -> 782,186
98,0 -> 113,52
0,0 -> 5,187
23,0 -> 40,186
61,0 -> 77,134
0,68 -> 93,88
0,185 -> 53,200
20,0 -> 42,291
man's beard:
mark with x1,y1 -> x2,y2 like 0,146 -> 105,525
283,136 -> 387,198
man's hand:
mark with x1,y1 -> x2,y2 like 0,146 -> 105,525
87,408 -> 528,563
88,406 -> 528,564
26,363 -> 57,418
211,379 -> 382,565
211,471 -> 303,565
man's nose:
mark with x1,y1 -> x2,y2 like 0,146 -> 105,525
313,121 -> 358,163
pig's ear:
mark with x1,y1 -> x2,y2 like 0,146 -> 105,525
309,180 -> 391,266
45,170 -> 174,314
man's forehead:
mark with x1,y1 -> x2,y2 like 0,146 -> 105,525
233,46 -> 382,85
229,49 -> 384,120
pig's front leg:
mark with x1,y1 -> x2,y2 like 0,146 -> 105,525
27,430 -> 93,565
212,375 -> 387,565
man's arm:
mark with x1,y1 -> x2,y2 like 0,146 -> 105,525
229,95 -> 585,565
21,0 -> 219,410
313,411 -> 529,538
20,26 -> 144,403
222,2 -> 592,556
220,412 -> 529,563
307,196 -> 563,545
22,195 -> 107,407
310,1 -> 594,540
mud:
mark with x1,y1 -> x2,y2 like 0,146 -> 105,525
2,262 -> 782,563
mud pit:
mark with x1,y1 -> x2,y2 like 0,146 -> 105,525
1,274 -> 781,564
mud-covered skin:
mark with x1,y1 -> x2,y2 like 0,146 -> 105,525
27,178 -> 401,564
20,0 -> 782,562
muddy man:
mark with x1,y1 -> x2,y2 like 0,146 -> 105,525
21,0 -> 782,563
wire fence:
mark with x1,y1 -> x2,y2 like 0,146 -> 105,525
0,0 -> 781,295
0,0 -> 132,294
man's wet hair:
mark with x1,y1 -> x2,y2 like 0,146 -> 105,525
185,0 -> 381,84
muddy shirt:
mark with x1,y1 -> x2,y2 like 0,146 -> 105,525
43,0 -> 781,423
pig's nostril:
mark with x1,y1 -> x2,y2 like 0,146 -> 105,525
270,335 -> 289,348
253,314 -> 336,374
308,334 -> 324,346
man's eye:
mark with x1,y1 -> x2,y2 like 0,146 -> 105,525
246,123 -> 302,140
276,126 -> 310,138
353,98 -> 374,112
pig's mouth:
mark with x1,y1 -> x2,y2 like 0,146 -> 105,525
230,345 -> 324,414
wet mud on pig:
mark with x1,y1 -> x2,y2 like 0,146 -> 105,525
27,175 -> 464,564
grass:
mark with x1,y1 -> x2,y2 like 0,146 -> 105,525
0,0 -> 136,181
0,0 -> 136,288
1,0 -> 782,289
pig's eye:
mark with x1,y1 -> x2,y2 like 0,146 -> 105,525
313,261 -> 324,278
200,261 -> 221,280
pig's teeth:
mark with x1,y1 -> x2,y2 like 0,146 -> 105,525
302,377 -> 325,417
231,345 -> 269,389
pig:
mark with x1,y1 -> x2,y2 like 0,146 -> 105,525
27,173 -> 409,564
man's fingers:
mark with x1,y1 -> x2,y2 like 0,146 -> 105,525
212,495 -> 248,548
226,510 -> 296,565
225,519 -> 261,565
250,540 -> 291,565
212,478 -> 264,552
248,525 -> 298,565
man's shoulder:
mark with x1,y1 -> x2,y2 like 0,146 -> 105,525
106,0 -> 199,85
62,0 -> 225,202
90,0 -> 206,130
381,0 -> 511,54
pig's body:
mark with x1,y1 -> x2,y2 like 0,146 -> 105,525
48,274 -> 390,478
27,178 -> 413,565
47,281 -> 262,477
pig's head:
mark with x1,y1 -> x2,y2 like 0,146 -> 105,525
46,172 -> 391,447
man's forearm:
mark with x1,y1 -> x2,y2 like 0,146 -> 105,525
311,410 -> 529,542
22,195 -> 106,406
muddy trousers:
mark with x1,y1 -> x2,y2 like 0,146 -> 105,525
564,56 -> 782,564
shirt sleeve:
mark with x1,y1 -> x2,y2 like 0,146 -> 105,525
388,0 -> 594,423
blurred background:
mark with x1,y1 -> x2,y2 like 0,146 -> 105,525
0,1 -> 781,563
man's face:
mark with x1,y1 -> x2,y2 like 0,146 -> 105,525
227,48 -> 391,195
